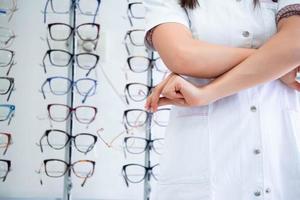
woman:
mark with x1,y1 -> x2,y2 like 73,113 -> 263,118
144,0 -> 300,199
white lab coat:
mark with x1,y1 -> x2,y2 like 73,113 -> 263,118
144,0 -> 300,199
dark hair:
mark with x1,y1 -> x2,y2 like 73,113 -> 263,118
180,0 -> 278,9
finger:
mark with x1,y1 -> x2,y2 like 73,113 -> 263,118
150,74 -> 176,111
161,86 -> 184,99
157,97 -> 187,107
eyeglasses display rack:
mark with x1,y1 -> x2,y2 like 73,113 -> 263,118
144,50 -> 154,200
63,0 -> 77,199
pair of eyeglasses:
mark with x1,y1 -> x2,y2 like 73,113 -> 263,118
38,129 -> 97,154
123,108 -> 170,130
124,82 -> 154,104
37,159 -> 95,187
48,23 -> 100,50
0,132 -> 12,155
123,136 -> 164,156
0,77 -> 14,101
41,76 -> 97,103
0,48 -> 16,76
124,29 -> 146,55
0,26 -> 16,48
122,163 -> 159,187
42,49 -> 99,77
127,2 -> 145,27
43,0 -> 101,23
0,104 -> 15,125
0,159 -> 11,182
47,103 -> 97,124
0,0 -> 18,21
127,56 -> 168,73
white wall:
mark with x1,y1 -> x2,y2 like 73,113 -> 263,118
0,0 -> 168,199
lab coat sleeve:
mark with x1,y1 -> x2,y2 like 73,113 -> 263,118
278,0 -> 300,10
276,0 -> 300,24
144,0 -> 190,51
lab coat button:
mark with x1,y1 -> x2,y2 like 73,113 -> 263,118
254,149 -> 261,155
242,31 -> 250,37
265,188 -> 271,193
254,190 -> 261,196
250,106 -> 257,112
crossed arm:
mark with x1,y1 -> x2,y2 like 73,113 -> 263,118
145,16 -> 300,111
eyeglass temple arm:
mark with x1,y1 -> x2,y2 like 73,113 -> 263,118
42,52 -> 48,73
7,111 -> 14,126
81,170 -> 93,187
122,169 -> 130,187
43,0 -> 50,23
6,60 -> 15,76
41,80 -> 48,100
35,163 -> 44,185
38,134 -> 47,153
81,84 -> 96,104
2,171 -> 8,182
6,81 -> 15,101
124,87 -> 130,105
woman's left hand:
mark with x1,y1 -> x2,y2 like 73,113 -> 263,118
145,73 -> 214,112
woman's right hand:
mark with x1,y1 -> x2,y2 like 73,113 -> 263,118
279,66 -> 300,91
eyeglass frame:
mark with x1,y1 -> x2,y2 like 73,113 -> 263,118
39,129 -> 98,154
0,159 -> 11,182
0,0 -> 18,21
123,108 -> 170,128
124,82 -> 153,105
0,132 -> 12,155
122,163 -> 159,187
123,136 -> 164,157
123,29 -> 146,55
37,159 -> 95,187
43,0 -> 101,23
47,103 -> 98,124
42,49 -> 99,77
0,48 -> 16,76
127,56 -> 168,73
0,26 -> 16,48
41,76 -> 97,104
0,76 -> 14,101
0,104 -> 15,125
126,2 -> 145,27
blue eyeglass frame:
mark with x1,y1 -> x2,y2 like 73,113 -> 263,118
43,0 -> 101,23
41,76 -> 97,104
0,104 -> 15,125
